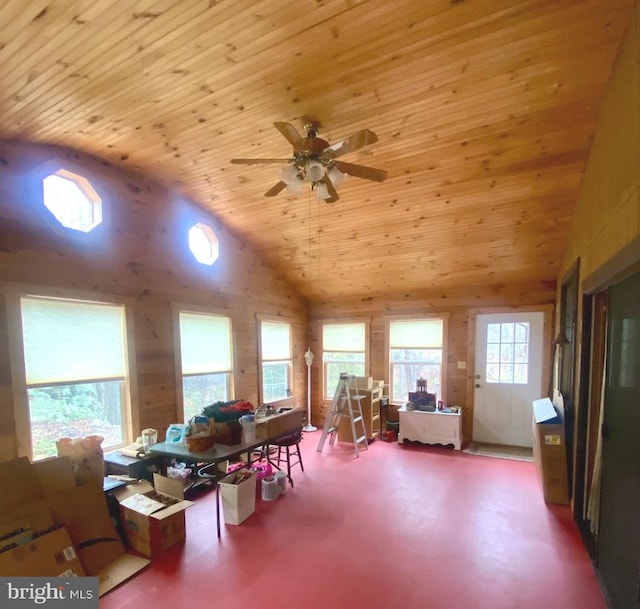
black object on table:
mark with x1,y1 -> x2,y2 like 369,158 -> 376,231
104,451 -> 163,482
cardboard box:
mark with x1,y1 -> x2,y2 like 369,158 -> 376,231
218,470 -> 256,525
96,553 -> 150,596
0,456 -> 150,596
0,526 -> 85,577
212,420 -> 242,445
46,483 -> 126,575
354,376 -> 373,390
116,473 -> 193,558
0,507 -> 55,552
532,398 -> 569,505
0,456 -> 43,514
256,407 -> 304,441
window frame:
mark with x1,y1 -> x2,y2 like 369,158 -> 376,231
5,283 -> 137,460
172,303 -> 235,423
43,168 -> 103,233
188,222 -> 219,266
385,314 -> 449,406
257,316 -> 293,404
321,319 -> 370,400
33,158 -> 110,241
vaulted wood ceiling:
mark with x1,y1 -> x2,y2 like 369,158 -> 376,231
0,0 -> 634,301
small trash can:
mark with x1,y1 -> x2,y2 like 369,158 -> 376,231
261,476 -> 280,501
274,470 -> 288,494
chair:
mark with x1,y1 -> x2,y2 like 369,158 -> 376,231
271,427 -> 304,487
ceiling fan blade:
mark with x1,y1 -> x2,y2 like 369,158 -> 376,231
326,129 -> 378,158
274,122 -> 303,146
265,181 -> 287,197
321,176 -> 340,203
231,158 -> 291,165
334,160 -> 388,182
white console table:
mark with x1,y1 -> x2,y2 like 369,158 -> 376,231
398,405 -> 462,450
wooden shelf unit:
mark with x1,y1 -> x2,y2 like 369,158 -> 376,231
338,384 -> 383,442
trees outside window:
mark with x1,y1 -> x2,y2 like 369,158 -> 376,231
178,311 -> 233,421
389,318 -> 445,404
20,296 -> 129,459
322,322 -> 367,399
260,320 -> 292,403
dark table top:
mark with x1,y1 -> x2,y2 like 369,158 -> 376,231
149,438 -> 266,464
102,476 -> 128,492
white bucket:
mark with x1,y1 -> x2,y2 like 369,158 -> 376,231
275,470 -> 288,494
261,476 -> 280,501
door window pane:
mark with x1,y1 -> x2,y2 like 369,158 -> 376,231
486,344 -> 500,363
485,322 -> 529,384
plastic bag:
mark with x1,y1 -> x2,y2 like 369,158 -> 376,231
56,435 -> 104,487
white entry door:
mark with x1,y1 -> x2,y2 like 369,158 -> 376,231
473,312 -> 544,447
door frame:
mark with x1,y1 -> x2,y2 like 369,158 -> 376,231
575,235 -> 640,554
557,260 -> 580,496
467,305 -> 554,444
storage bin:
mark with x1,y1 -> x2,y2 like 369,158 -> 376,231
218,470 -> 256,525
261,476 -> 280,501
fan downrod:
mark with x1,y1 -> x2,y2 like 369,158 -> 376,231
303,120 -> 321,139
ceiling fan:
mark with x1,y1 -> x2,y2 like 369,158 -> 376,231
230,121 -> 388,203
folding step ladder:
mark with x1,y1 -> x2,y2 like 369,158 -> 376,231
317,373 -> 369,457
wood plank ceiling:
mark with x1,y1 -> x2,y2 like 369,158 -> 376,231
0,0 -> 634,302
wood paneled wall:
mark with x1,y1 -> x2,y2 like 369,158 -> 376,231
557,3 -> 640,496
308,283 -> 555,443
0,140 -> 308,460
560,2 -> 640,284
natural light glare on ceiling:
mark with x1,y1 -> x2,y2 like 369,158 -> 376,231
188,222 -> 219,265
42,169 -> 102,232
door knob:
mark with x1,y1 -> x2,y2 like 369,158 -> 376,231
475,374 -> 480,379
475,384 -> 481,388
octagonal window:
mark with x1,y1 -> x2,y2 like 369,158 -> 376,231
42,169 -> 102,233
188,222 -> 219,265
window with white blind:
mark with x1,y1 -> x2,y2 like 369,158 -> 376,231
178,311 -> 233,421
20,296 -> 129,460
322,321 -> 367,399
389,318 -> 445,404
259,320 -> 292,403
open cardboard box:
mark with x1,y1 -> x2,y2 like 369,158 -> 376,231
0,456 -> 149,596
0,525 -> 85,577
114,473 -> 193,558
256,407 -> 304,441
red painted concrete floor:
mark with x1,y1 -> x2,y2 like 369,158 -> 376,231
101,436 -> 605,609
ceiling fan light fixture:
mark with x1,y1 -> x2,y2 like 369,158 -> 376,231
306,160 -> 325,183
279,164 -> 300,185
232,121 -> 388,204
328,165 -> 346,187
316,181 -> 331,200
285,176 -> 305,194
